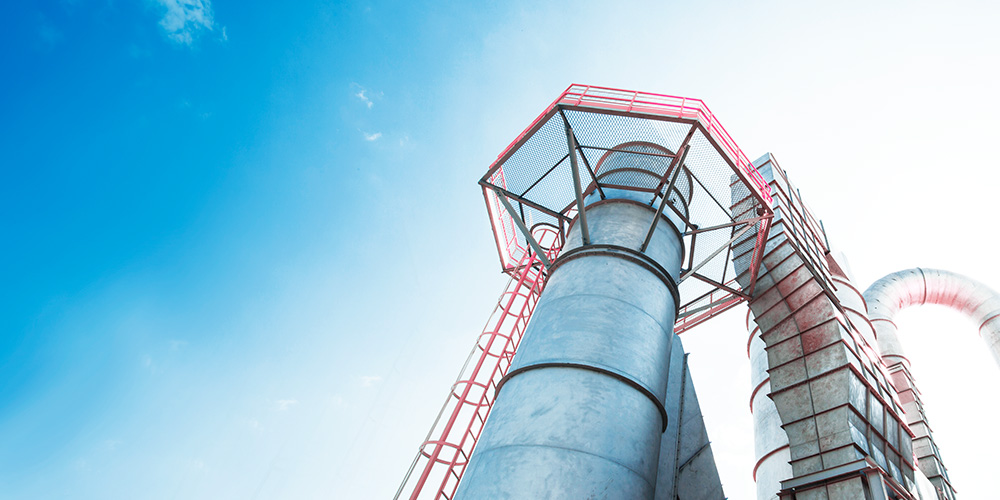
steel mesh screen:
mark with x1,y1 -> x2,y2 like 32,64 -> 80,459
481,95 -> 772,325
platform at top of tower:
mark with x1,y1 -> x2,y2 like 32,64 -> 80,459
479,84 -> 775,333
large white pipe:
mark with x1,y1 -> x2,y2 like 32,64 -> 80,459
747,316 -> 790,500
864,268 -> 1000,499
864,268 -> 1000,369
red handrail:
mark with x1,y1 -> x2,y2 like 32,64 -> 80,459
395,231 -> 561,499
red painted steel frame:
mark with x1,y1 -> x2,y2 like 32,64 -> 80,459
674,216 -> 772,334
399,86 -> 775,497
485,84 -> 773,271
395,237 -> 559,500
553,85 -> 770,203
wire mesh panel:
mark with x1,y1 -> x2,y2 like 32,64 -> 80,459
480,84 -> 774,330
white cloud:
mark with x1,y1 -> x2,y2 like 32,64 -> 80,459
359,375 -> 382,387
276,399 -> 298,411
169,339 -> 188,351
363,132 -> 382,142
356,89 -> 373,109
156,0 -> 214,46
351,83 -> 382,108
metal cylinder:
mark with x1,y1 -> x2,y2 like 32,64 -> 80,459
455,198 -> 685,499
833,276 -> 878,355
748,273 -> 893,500
747,315 -> 791,500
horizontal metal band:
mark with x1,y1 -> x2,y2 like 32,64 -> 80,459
749,376 -> 770,413
548,244 -> 681,317
496,362 -> 668,432
571,197 -> 687,251
978,311 -> 1000,333
753,444 -> 790,481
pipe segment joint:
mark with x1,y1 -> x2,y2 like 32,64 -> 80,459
864,268 -> 1000,369
456,196 -> 687,499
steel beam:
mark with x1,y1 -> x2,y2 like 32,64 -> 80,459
562,112 -> 590,245
680,222 -> 753,283
641,145 -> 690,253
493,189 -> 551,268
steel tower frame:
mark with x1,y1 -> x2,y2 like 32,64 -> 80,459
396,84 -> 775,499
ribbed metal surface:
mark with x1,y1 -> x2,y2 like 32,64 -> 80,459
865,268 -> 1000,369
455,200 -> 684,499
747,317 -> 791,500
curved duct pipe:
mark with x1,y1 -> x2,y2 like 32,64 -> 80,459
864,268 -> 1000,370
864,268 -> 1000,499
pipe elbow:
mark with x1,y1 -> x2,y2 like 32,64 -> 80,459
863,268 -> 1000,370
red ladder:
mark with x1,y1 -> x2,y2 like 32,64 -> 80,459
394,248 -> 554,499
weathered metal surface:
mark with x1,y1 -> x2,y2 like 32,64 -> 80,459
734,154 -> 918,499
455,199 -> 684,499
748,314 -> 792,500
654,334 -> 726,500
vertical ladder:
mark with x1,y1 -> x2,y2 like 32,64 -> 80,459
394,247 -> 555,499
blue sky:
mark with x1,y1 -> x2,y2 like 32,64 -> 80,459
3,1 -> 1000,498
3,1 -> 512,497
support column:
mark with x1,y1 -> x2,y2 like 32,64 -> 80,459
455,198 -> 685,499
654,334 -> 726,500
748,313 -> 793,500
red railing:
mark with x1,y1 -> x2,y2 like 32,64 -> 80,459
556,85 -> 771,206
486,84 -> 773,272
395,233 -> 560,499
422,86 -> 774,497
675,281 -> 747,334
483,182 -> 524,271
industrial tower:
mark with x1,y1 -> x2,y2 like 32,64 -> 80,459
394,85 -> 1000,500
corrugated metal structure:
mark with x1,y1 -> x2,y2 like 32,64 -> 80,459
395,85 -> 997,500
738,156 -> 921,499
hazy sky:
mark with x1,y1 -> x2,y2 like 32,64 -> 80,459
3,1 -> 999,498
